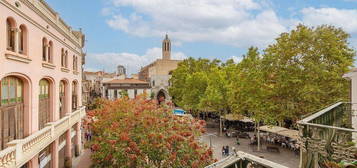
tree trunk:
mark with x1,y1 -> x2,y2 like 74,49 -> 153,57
257,121 -> 261,151
219,115 -> 223,136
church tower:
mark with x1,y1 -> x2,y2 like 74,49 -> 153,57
162,34 -> 171,60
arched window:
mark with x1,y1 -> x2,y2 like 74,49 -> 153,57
6,18 -> 16,52
73,55 -> 76,71
48,41 -> 53,63
39,79 -> 50,129
0,76 -> 24,150
42,38 -> 47,61
65,51 -> 68,68
19,25 -> 27,55
59,81 -> 66,118
72,81 -> 78,111
61,48 -> 65,67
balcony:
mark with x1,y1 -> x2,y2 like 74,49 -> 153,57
205,151 -> 288,168
297,102 -> 357,168
0,107 -> 86,168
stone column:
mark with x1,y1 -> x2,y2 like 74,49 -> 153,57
74,122 -> 82,157
64,130 -> 72,168
29,155 -> 39,168
52,140 -> 59,168
13,28 -> 19,53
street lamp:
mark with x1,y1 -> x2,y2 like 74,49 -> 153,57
201,133 -> 217,149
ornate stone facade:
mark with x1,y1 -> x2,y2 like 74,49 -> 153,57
0,0 -> 86,167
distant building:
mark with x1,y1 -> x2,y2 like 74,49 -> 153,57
131,74 -> 139,79
82,71 -> 116,105
139,34 -> 182,104
117,65 -> 126,76
102,78 -> 151,100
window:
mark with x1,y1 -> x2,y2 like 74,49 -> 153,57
72,81 -> 78,111
61,49 -> 68,68
59,81 -> 66,118
0,76 -> 24,150
19,25 -> 27,55
39,79 -> 50,129
42,38 -> 47,61
61,49 -> 65,67
73,55 -> 78,71
6,18 -> 16,51
65,51 -> 68,68
152,80 -> 155,87
48,41 -> 53,63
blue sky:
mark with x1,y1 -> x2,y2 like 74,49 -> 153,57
46,0 -> 357,75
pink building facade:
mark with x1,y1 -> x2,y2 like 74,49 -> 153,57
0,0 -> 86,168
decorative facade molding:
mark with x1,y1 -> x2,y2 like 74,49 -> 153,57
0,0 -> 84,56
42,62 -> 55,69
61,67 -> 70,73
5,51 -> 32,64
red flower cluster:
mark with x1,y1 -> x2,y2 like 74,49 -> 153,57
87,97 -> 215,167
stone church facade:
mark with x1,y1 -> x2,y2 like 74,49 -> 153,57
139,35 -> 182,104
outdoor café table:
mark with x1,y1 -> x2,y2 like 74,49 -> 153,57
266,145 -> 280,153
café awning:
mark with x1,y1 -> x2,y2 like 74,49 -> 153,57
222,114 -> 254,123
259,125 -> 299,140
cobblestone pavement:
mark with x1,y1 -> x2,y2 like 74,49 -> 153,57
73,149 -> 92,168
200,128 -> 299,168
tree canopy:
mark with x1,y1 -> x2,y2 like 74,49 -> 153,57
169,24 -> 356,124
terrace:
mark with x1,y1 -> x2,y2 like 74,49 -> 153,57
297,102 -> 357,168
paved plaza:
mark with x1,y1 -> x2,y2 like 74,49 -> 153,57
200,128 -> 299,168
73,149 -> 92,168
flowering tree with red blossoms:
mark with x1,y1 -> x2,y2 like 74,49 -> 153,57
87,96 -> 215,168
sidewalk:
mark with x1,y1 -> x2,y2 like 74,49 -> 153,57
200,128 -> 299,168
73,149 -> 92,168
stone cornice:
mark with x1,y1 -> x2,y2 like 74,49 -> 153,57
0,0 -> 83,56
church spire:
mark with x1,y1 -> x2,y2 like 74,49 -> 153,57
162,34 -> 171,60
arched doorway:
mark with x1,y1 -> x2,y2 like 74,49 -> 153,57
59,80 -> 67,118
0,76 -> 24,150
72,81 -> 78,111
157,90 -> 167,105
39,79 -> 51,129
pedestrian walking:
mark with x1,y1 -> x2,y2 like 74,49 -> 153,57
225,145 -> 229,156
236,137 -> 240,145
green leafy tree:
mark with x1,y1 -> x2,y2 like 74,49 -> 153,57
228,47 -> 273,150
169,58 -> 220,115
199,66 -> 230,136
262,24 -> 355,122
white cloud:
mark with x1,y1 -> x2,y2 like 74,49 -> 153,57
106,0 -> 286,48
105,0 -> 357,48
231,55 -> 243,63
301,8 -> 357,34
85,48 -> 187,75
301,7 -> 357,46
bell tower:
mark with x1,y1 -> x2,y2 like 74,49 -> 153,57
162,34 -> 171,60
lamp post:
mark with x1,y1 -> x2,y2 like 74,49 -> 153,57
201,133 -> 217,149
